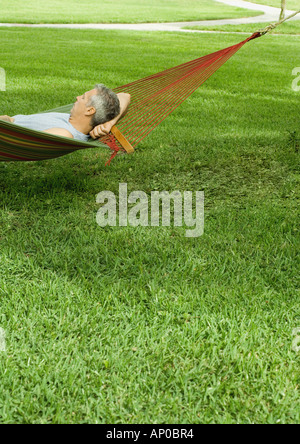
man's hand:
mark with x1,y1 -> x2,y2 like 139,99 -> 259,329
0,115 -> 14,123
89,121 -> 114,139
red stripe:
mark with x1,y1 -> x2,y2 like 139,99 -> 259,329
0,151 -> 31,160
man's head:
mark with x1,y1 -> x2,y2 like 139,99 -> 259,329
71,84 -> 120,128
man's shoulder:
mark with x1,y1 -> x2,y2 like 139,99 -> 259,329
44,127 -> 74,138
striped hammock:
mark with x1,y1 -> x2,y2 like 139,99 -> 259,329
0,32 -> 261,165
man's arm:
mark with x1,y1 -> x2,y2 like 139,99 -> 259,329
0,115 -> 14,123
0,117 -> 73,138
89,93 -> 131,139
44,128 -> 74,138
0,117 -> 73,139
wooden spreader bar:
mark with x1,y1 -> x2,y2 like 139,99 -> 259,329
111,126 -> 134,154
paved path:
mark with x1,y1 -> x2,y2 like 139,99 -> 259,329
0,0 -> 298,32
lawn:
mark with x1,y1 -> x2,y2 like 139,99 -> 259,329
0,0 -> 262,23
250,0 -> 300,10
184,20 -> 300,34
0,28 -> 299,424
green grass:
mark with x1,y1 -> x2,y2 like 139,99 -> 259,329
0,0 -> 263,24
250,0 -> 300,10
0,28 -> 299,424
184,20 -> 300,34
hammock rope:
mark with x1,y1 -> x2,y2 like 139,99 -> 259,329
102,32 -> 261,162
257,9 -> 300,35
0,10 -> 298,165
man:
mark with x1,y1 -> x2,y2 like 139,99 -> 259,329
0,84 -> 131,141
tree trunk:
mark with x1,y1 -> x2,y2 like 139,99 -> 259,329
279,0 -> 286,20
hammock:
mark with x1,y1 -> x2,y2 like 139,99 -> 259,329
0,15 -> 293,165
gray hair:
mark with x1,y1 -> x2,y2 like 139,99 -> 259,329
88,84 -> 120,127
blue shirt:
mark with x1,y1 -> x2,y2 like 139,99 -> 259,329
12,112 -> 89,142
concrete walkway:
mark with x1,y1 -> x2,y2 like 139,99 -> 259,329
0,0 -> 298,32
